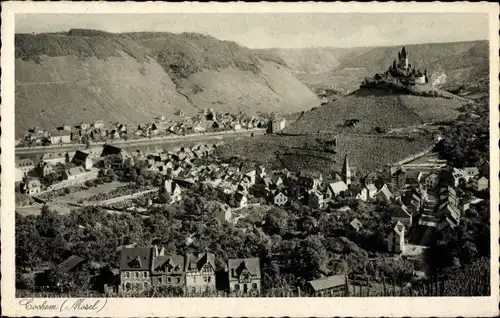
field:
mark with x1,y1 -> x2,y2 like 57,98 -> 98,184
56,181 -> 126,203
214,133 -> 435,176
17,203 -> 72,216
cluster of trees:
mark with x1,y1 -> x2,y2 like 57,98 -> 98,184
428,100 -> 490,291
424,199 -> 490,276
434,100 -> 489,175
16,181 -> 410,295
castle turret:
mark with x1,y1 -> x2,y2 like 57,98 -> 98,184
398,47 -> 408,70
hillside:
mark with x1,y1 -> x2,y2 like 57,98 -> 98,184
284,88 -> 467,135
257,47 -> 368,74
214,133 -> 435,176
274,41 -> 489,94
15,31 -> 320,137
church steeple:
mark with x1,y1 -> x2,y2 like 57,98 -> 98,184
342,154 -> 351,186
401,46 -> 407,58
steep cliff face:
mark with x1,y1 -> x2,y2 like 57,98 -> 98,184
15,31 -> 320,137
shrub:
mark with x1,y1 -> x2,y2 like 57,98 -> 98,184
84,180 -> 95,188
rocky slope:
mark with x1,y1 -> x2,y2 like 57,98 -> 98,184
15,30 -> 320,137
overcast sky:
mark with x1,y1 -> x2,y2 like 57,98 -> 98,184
16,13 -> 488,49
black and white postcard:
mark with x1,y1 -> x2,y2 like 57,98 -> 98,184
1,2 -> 499,317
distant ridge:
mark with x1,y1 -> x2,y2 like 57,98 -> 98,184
265,40 -> 488,94
15,30 -> 320,137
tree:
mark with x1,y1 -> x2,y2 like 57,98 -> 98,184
262,208 -> 288,236
84,180 -> 95,188
98,168 -> 106,178
16,217 -> 42,271
41,172 -> 60,186
291,235 -> 329,281
158,189 -> 171,204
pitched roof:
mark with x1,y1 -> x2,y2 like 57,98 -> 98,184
120,247 -> 153,271
153,255 -> 184,272
406,170 -> 422,180
328,181 -> 348,193
274,191 -> 287,198
184,252 -> 215,272
389,203 -> 411,218
41,152 -> 67,160
101,144 -> 122,157
234,192 -> 246,202
393,220 -> 405,235
228,257 -> 261,280
376,185 -> 393,199
462,167 -> 479,175
347,186 -> 365,196
73,150 -> 90,161
350,218 -> 363,231
308,275 -> 346,292
65,166 -> 86,176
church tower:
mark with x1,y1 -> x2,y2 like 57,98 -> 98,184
342,154 -> 351,186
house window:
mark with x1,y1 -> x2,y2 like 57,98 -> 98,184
158,277 -> 163,284
191,287 -> 196,294
203,277 -> 208,283
126,282 -> 131,291
135,282 -> 141,290
144,282 -> 149,290
206,286 -> 211,293
252,283 -> 258,290
144,271 -> 149,277
234,284 -> 240,292
177,277 -> 181,284
167,277 -> 172,283
208,276 -> 211,283
135,272 -> 139,278
124,272 -> 129,278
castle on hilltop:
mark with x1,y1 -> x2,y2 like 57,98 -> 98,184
388,47 -> 428,85
362,46 -> 429,88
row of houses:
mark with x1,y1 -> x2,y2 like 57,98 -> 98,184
16,150 -> 98,195
19,111 -> 269,146
386,164 -> 488,255
118,246 -> 262,296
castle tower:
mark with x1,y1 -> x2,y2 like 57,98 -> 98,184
401,46 -> 408,70
342,154 -> 351,186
